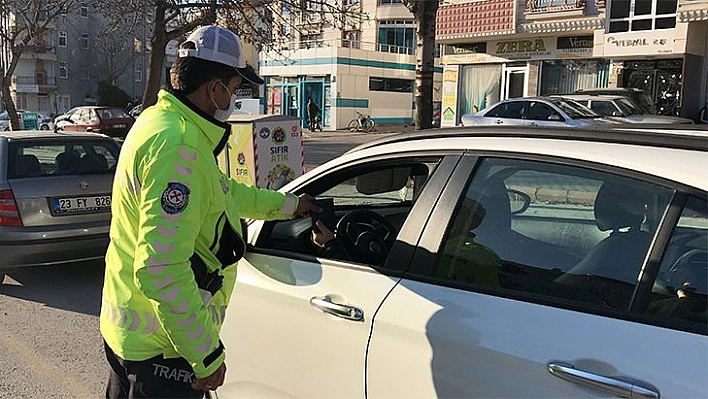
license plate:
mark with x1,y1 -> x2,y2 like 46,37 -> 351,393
52,195 -> 111,215
113,124 -> 126,129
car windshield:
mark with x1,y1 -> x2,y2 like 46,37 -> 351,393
8,139 -> 120,178
97,108 -> 131,119
615,97 -> 644,116
548,98 -> 600,119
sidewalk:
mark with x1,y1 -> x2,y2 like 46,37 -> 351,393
302,124 -> 418,139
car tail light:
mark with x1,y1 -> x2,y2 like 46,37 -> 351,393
0,189 -> 22,227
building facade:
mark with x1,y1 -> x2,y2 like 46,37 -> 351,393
260,0 -> 443,130
437,0 -> 708,125
2,3 -> 176,116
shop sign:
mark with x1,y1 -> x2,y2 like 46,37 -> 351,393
489,38 -> 554,60
445,43 -> 487,55
441,65 -> 459,127
556,35 -> 594,58
604,30 -> 675,57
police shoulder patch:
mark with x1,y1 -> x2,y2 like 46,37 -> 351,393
161,182 -> 190,214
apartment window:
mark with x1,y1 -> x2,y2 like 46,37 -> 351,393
80,33 -> 89,49
369,77 -> 414,93
80,2 -> 88,17
345,0 -> 361,5
134,66 -> 143,82
302,0 -> 323,23
58,31 -> 67,47
343,30 -> 361,49
379,0 -> 404,4
15,93 -> 28,110
300,33 -> 324,49
378,20 -> 415,55
608,0 -> 677,33
134,38 -> 143,53
59,63 -> 68,78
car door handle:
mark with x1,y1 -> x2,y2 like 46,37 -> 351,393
529,122 -> 538,126
548,362 -> 659,399
495,119 -> 504,124
310,296 -> 364,322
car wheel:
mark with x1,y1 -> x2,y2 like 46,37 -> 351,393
40,124 -> 50,130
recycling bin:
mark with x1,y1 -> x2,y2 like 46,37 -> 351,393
218,114 -> 304,190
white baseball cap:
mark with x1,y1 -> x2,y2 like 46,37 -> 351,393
179,25 -> 264,85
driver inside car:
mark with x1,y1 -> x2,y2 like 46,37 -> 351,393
311,220 -> 352,261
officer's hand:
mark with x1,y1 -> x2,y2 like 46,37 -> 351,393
295,194 -> 321,217
192,362 -> 226,391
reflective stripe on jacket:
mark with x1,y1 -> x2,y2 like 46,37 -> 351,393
100,90 -> 298,378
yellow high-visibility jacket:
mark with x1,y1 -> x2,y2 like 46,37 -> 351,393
100,90 -> 299,378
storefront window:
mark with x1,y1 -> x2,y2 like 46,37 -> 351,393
540,60 -> 609,96
459,64 -> 502,115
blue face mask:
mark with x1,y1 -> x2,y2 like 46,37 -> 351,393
211,80 -> 235,122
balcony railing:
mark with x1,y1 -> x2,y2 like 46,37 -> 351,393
526,0 -> 586,13
12,75 -> 57,86
293,38 -> 414,55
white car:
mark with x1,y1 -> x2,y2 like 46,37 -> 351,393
461,97 -> 616,128
556,94 -> 694,125
217,126 -> 708,399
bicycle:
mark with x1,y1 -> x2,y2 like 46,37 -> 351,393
348,111 -> 375,132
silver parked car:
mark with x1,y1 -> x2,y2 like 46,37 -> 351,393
461,97 -> 616,127
556,94 -> 694,124
0,131 -> 120,284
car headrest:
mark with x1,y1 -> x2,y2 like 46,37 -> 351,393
16,154 -> 41,176
594,181 -> 646,232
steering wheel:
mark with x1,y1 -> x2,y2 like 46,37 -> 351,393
667,249 -> 708,294
336,210 -> 397,266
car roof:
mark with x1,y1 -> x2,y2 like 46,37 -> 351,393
351,126 -> 708,154
554,94 -> 625,101
0,130 -> 113,140
576,87 -> 644,94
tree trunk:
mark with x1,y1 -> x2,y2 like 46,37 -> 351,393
1,49 -> 23,130
413,0 -> 438,130
142,1 -> 168,108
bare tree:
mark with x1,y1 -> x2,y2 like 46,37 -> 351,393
403,0 -> 439,130
0,1 -> 79,129
137,0 -> 363,108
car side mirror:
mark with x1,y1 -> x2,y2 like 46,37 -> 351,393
508,189 -> 531,214
548,114 -> 563,121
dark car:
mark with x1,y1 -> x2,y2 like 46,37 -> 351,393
54,106 -> 135,138
574,87 -> 656,114
0,130 -> 120,284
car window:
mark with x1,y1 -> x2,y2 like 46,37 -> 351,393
646,196 -> 707,329
8,140 -> 120,178
256,158 -> 441,265
615,97 -> 643,116
434,157 -> 673,311
526,102 -> 562,121
589,101 -> 621,117
548,98 -> 599,119
485,102 -> 525,119
74,109 -> 87,123
97,108 -> 131,119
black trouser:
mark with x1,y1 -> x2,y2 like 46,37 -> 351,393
105,341 -> 205,399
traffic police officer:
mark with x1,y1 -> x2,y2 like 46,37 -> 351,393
100,25 -> 318,398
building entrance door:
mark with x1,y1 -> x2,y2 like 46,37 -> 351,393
502,66 -> 528,99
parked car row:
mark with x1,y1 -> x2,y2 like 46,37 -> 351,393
1,110 -> 54,131
461,93 -> 694,128
54,106 -> 135,138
